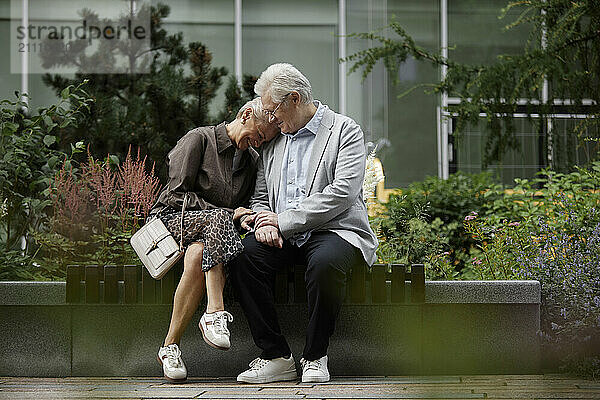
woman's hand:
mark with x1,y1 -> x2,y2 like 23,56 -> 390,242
233,207 -> 255,231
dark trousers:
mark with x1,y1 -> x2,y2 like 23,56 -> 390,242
230,231 -> 364,361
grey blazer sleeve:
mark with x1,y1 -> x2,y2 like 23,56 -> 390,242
278,121 -> 366,238
249,154 -> 271,213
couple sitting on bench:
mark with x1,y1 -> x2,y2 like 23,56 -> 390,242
150,63 -> 378,384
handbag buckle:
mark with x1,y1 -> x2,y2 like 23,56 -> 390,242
146,240 -> 158,255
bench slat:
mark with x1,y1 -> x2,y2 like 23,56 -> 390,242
66,265 -> 80,303
104,265 -> 118,304
142,267 -> 155,304
371,264 -> 387,303
411,264 -> 425,303
161,268 -> 175,304
123,265 -> 138,304
65,262 -> 425,305
391,264 -> 406,303
85,265 -> 100,303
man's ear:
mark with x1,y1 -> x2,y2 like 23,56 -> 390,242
290,91 -> 300,105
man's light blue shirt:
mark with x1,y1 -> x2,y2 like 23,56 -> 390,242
276,100 -> 326,246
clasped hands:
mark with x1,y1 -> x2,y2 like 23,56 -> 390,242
233,208 -> 283,248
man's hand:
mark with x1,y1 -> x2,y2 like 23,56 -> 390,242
254,210 -> 279,230
233,207 -> 255,231
255,225 -> 283,248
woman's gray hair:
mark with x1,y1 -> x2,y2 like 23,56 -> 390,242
254,63 -> 313,104
236,97 -> 267,122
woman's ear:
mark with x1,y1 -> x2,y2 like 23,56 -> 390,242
242,107 -> 253,123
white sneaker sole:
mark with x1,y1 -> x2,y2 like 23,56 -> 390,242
199,321 -> 230,351
237,370 -> 298,384
156,356 -> 187,383
302,374 -> 330,383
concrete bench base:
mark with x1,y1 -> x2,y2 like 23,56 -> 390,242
0,281 -> 540,377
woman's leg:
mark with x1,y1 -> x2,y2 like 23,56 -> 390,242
164,243 -> 206,346
205,263 -> 226,313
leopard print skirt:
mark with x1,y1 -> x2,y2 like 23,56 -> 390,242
159,208 -> 243,272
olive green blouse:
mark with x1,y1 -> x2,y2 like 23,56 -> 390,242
150,122 -> 259,215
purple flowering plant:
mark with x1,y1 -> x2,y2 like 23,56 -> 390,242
465,163 -> 600,377
514,198 -> 600,377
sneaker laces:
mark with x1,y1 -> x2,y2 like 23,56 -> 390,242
248,357 -> 270,371
213,311 -> 233,335
165,344 -> 182,368
301,358 -> 322,372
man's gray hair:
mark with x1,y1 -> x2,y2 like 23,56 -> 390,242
236,97 -> 267,122
254,63 -> 313,104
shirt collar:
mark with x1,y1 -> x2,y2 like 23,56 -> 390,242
285,100 -> 325,137
215,122 -> 234,153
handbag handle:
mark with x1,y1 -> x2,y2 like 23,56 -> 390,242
179,193 -> 188,252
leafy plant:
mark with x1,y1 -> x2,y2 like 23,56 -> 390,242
463,212 -> 528,280
0,82 -> 92,253
374,172 -> 502,277
30,147 -> 162,279
404,171 -> 502,258
372,194 -> 453,279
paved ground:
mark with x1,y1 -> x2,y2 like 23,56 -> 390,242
1,375 -> 599,399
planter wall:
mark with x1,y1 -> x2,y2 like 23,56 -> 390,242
0,280 -> 540,377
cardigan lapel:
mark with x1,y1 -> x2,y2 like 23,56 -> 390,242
305,108 -> 335,195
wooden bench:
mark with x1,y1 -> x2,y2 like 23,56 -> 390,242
65,263 -> 426,304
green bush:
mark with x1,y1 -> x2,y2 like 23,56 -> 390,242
373,172 -> 502,278
0,83 -> 93,280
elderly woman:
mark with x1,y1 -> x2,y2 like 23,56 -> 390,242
149,98 -> 279,383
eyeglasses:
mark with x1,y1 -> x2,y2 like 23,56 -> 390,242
263,93 -> 291,122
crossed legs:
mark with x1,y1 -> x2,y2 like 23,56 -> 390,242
163,243 -> 226,346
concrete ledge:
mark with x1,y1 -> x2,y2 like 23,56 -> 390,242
425,280 -> 541,304
0,281 -> 65,305
0,280 -> 541,376
0,280 -> 542,305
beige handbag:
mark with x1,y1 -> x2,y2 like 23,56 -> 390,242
130,193 -> 188,279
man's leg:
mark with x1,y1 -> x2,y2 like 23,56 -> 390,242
229,234 -> 295,359
301,232 -> 364,361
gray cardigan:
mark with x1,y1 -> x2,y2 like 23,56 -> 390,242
250,105 -> 378,265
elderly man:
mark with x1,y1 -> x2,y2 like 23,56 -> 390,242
230,63 -> 378,383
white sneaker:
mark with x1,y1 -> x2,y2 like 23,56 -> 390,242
300,355 -> 330,383
237,355 -> 298,384
199,311 -> 233,350
157,344 -> 187,383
